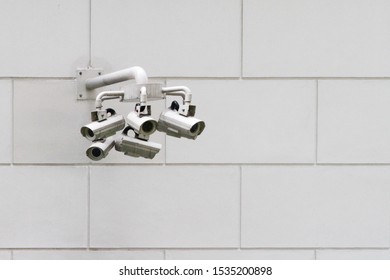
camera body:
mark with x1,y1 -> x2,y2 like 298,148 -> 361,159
126,111 -> 157,139
81,109 -> 125,141
115,134 -> 162,159
157,108 -> 205,140
86,137 -> 115,161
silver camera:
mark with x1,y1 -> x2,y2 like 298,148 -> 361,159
81,109 -> 125,141
115,127 -> 162,159
157,108 -> 205,140
86,137 -> 115,161
126,111 -> 157,139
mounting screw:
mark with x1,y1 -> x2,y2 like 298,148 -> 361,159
98,72 -> 101,75
79,71 -> 82,76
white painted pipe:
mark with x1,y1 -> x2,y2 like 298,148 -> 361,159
95,91 -> 124,109
86,66 -> 148,90
162,86 -> 192,103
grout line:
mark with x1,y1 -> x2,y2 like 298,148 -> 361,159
9,163 -> 165,167
315,80 -> 319,165
87,166 -> 91,249
316,163 -> 390,166
240,77 -> 390,80
10,250 -> 13,260
239,165 -> 242,248
11,80 -> 14,165
164,79 -> 167,166
240,0 -> 244,79
7,248 -> 170,251
7,163 -> 390,167
314,249 -> 317,260
88,0 -> 92,67
3,76 -> 390,80
5,247 -> 390,251
163,250 -> 167,260
151,77 -> 390,80
3,77 -> 75,80
164,163 -> 315,166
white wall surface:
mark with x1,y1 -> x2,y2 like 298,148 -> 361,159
1,0 -> 390,260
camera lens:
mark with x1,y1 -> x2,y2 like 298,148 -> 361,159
142,121 -> 155,134
91,148 -> 102,158
190,123 -> 199,134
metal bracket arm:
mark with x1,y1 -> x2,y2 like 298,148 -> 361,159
95,91 -> 125,109
86,66 -> 148,90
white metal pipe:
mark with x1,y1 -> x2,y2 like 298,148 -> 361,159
162,86 -> 192,103
139,86 -> 147,104
86,66 -> 148,90
95,91 -> 125,109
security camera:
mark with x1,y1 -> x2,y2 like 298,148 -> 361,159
115,127 -> 162,159
81,109 -> 125,141
157,101 -> 205,140
126,111 -> 157,139
86,137 -> 115,161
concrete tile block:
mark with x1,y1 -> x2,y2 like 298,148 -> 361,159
0,80 -> 12,163
14,80 -> 90,163
0,166 -> 88,248
91,0 -> 241,77
13,250 -> 164,260
316,249 -> 390,260
243,0 -> 390,77
242,166 -> 390,248
0,0 -> 89,77
0,251 -> 11,260
90,166 -> 240,247
165,80 -> 316,163
166,249 -> 315,260
318,80 -> 390,163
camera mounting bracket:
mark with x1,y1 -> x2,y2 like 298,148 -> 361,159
76,67 -> 165,101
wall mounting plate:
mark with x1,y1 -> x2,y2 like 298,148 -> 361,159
76,68 -> 104,100
76,68 -> 166,101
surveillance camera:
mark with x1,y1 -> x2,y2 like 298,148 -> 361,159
115,127 -> 162,159
81,111 -> 125,141
157,106 -> 205,140
115,135 -> 162,159
86,137 -> 115,161
126,111 -> 157,139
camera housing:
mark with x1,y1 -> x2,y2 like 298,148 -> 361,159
81,109 -> 125,141
115,127 -> 162,159
157,107 -> 205,140
86,137 -> 115,161
126,111 -> 157,139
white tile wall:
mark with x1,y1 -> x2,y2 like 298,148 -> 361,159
242,166 -> 390,248
90,166 -> 240,248
0,0 -> 89,77
91,0 -> 241,77
243,0 -> 390,77
318,80 -> 390,163
0,251 -> 11,260
2,0 -> 390,260
13,80 -> 91,164
316,249 -> 390,260
0,166 -> 88,248
166,249 -> 315,260
0,80 -> 12,163
165,80 -> 316,163
13,250 -> 164,260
